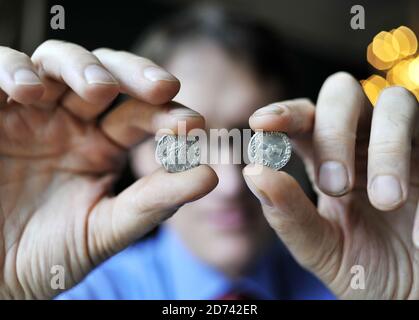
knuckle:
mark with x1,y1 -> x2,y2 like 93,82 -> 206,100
297,97 -> 314,104
314,128 -> 355,158
375,101 -> 416,128
295,97 -> 315,108
99,49 -> 154,68
325,71 -> 357,87
391,111 -> 413,128
93,47 -> 113,55
62,43 -> 91,57
113,50 -> 152,64
375,87 -> 418,126
379,86 -> 414,101
0,48 -> 30,64
145,81 -> 179,105
276,101 -> 291,114
34,40 -> 92,61
320,71 -> 365,104
133,55 -> 154,66
266,213 -> 292,236
314,126 -> 356,145
34,39 -> 65,53
368,140 -> 411,157
92,48 -> 115,61
113,50 -> 129,58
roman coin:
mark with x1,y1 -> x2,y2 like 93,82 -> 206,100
155,134 -> 200,173
248,131 -> 292,170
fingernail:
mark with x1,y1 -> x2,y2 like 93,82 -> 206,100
143,66 -> 178,82
84,65 -> 117,85
14,69 -> 42,85
318,161 -> 349,195
371,175 -> 402,208
243,174 -> 273,207
169,107 -> 201,118
252,104 -> 285,117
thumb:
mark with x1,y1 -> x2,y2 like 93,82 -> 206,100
243,164 -> 342,283
88,165 -> 218,262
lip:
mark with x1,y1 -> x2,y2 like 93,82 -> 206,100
206,206 -> 250,231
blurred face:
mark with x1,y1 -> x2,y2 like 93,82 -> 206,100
132,41 -> 281,276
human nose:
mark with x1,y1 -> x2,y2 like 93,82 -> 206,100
212,163 -> 244,199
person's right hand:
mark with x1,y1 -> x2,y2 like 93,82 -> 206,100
0,40 -> 218,299
244,72 -> 418,299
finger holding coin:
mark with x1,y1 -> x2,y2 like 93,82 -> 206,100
247,99 -> 316,172
100,99 -> 205,148
156,134 -> 201,173
249,99 -> 315,136
247,131 -> 292,171
101,97 -> 217,211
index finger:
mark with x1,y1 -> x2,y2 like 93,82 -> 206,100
32,40 -> 120,112
100,100 -> 205,148
249,98 -> 315,136
248,98 -> 316,179
93,48 -> 180,105
0,47 -> 44,104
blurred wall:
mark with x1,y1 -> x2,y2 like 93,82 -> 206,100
0,0 -> 416,99
165,0 -> 418,63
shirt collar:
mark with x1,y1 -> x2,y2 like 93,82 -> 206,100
158,226 -> 284,300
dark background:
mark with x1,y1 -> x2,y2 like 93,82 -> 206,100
1,0 -> 417,101
44,0 -> 417,99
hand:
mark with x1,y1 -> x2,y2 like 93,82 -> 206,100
243,72 -> 418,299
0,40 -> 218,299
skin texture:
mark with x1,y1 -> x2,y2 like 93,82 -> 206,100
244,73 -> 419,299
0,41 -> 218,299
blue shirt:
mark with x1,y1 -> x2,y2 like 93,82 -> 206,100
57,226 -> 334,300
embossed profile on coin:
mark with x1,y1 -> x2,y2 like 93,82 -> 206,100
248,131 -> 292,170
155,135 -> 201,173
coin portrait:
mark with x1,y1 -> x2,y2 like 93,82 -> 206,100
248,131 -> 292,170
155,135 -> 201,173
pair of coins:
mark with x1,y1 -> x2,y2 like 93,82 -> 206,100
155,131 -> 292,173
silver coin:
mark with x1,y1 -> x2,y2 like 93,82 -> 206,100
248,131 -> 292,170
155,134 -> 200,173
